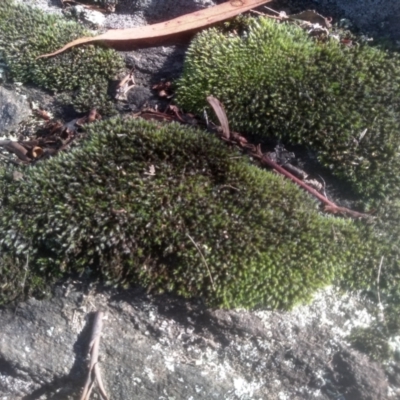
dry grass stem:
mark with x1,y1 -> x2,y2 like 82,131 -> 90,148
186,233 -> 216,291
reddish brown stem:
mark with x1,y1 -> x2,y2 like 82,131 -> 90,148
261,153 -> 337,207
260,153 -> 369,219
206,95 -> 371,220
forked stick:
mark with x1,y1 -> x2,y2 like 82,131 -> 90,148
80,311 -> 109,400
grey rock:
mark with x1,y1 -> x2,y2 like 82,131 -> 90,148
0,87 -> 31,137
130,0 -> 217,24
13,0 -> 63,16
63,5 -> 107,27
324,0 -> 400,33
125,86 -> 156,110
272,0 -> 400,41
125,45 -> 187,86
0,286 -> 391,399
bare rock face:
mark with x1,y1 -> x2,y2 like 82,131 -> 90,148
323,0 -> 400,38
270,0 -> 400,41
0,286 -> 390,399
121,0 -> 217,24
0,87 -> 31,138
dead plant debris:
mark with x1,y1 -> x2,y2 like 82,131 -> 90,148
0,108 -> 101,164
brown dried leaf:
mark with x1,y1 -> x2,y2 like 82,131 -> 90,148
37,0 -> 273,58
207,96 -> 230,140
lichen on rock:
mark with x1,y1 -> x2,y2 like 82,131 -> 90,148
0,0 -> 124,113
176,17 -> 400,201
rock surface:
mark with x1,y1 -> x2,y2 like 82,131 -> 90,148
269,0 -> 400,41
0,87 -> 31,138
0,285 -> 393,399
317,0 -> 400,39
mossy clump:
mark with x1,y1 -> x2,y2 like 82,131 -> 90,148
176,17 -> 400,201
0,116 -> 375,308
0,0 -> 124,113
348,325 -> 394,362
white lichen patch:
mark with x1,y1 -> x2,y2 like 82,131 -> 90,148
144,366 -> 156,384
256,286 -> 376,343
0,373 -> 35,398
388,336 -> 400,357
233,377 -> 262,399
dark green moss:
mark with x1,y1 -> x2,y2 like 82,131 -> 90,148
0,116 -> 374,308
176,17 -> 400,201
0,165 -> 54,305
0,0 -> 124,113
348,325 -> 393,362
335,195 -> 400,361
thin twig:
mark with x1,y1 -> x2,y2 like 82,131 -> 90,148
249,9 -> 266,16
0,140 -> 31,162
262,5 -> 281,15
375,256 -> 388,327
317,174 -> 328,199
186,233 -> 215,291
80,311 -> 109,400
21,252 -> 29,293
14,252 -> 30,316
260,152 -> 370,219
203,109 -> 210,129
219,184 -> 240,191
376,256 -> 384,306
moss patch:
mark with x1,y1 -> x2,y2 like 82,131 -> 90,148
0,0 -> 124,113
176,17 -> 400,201
0,116 -> 379,308
348,325 -> 394,363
